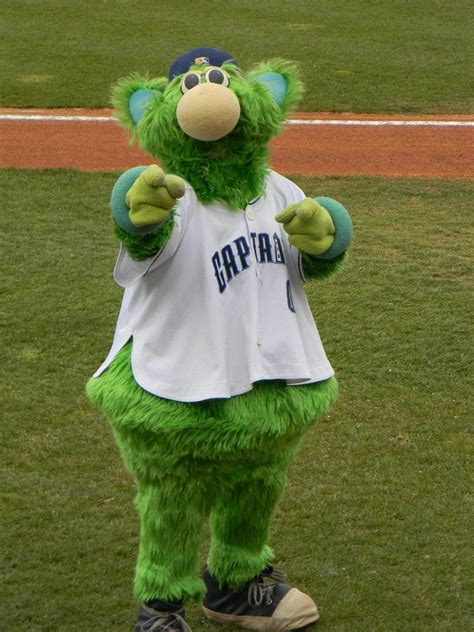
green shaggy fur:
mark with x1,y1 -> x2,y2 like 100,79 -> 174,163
86,343 -> 338,600
87,343 -> 338,465
302,251 -> 347,280
112,74 -> 168,145
114,211 -> 176,261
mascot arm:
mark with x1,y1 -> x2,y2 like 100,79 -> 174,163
111,165 -> 185,261
276,197 -> 352,280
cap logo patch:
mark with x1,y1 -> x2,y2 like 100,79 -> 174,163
194,56 -> 210,65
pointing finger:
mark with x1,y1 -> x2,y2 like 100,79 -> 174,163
142,164 -> 165,187
164,174 -> 186,199
295,198 -> 320,223
275,204 -> 298,224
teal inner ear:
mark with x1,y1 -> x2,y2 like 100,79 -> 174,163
129,88 -> 155,125
254,72 -> 287,106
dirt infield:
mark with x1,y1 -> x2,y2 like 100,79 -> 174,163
1,109 -> 473,178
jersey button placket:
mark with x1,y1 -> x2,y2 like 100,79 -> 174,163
245,207 -> 256,221
244,205 -> 263,348
244,205 -> 259,281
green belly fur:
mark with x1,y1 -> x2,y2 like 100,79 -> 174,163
86,342 -> 338,468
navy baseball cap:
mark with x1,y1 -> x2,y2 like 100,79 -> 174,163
168,47 -> 237,81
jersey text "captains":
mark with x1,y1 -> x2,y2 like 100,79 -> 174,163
212,232 -> 286,293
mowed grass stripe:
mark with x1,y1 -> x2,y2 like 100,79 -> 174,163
1,0 -> 472,113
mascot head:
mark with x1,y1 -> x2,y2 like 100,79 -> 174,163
112,47 -> 303,208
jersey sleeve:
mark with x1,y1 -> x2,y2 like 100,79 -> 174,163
113,187 -> 191,288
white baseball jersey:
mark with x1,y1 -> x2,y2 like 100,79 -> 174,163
93,170 -> 334,402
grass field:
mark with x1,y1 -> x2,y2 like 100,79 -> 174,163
1,1 -> 473,629
1,0 -> 473,112
1,170 -> 472,630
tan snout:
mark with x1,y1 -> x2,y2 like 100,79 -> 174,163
176,82 -> 241,142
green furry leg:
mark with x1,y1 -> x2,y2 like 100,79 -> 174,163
208,454 -> 297,589
131,471 -> 212,603
112,425 -> 220,603
87,342 -> 339,602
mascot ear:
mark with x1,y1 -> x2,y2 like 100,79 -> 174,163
253,72 -> 288,106
248,59 -> 303,116
128,88 -> 156,125
112,75 -> 168,133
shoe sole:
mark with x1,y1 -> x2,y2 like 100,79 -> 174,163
202,605 -> 320,631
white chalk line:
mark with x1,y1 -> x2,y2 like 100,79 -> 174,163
1,114 -> 114,122
1,114 -> 473,127
288,119 -> 473,127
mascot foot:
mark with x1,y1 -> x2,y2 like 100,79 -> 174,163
202,566 -> 319,631
134,601 -> 192,632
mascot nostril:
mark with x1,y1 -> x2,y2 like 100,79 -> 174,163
176,83 -> 241,141
87,45 -> 353,632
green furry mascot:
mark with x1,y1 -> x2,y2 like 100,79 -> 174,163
87,47 -> 352,632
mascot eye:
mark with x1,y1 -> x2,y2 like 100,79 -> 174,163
204,68 -> 229,87
180,72 -> 201,93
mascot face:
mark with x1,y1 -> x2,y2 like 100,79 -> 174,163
176,65 -> 241,141
113,48 -> 303,206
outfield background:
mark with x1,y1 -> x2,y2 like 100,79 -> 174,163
1,2 -> 473,630
1,0 -> 473,112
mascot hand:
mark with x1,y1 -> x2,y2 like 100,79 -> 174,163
126,165 -> 185,227
276,198 -> 335,255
